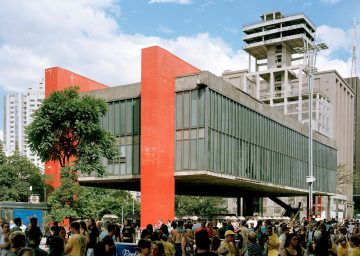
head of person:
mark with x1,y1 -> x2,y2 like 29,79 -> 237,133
284,233 -> 298,248
17,247 -> 35,256
184,229 -> 194,239
14,217 -> 22,227
58,227 -> 67,239
138,238 -> 151,256
195,229 -> 211,252
224,230 -> 236,242
107,224 -> 116,237
266,225 -> 273,236
9,231 -> 26,249
70,221 -> 80,234
141,229 -> 151,239
2,222 -> 10,234
350,235 -> 360,248
339,238 -> 347,248
30,217 -> 37,226
210,236 -> 221,252
151,240 -> 165,256
248,231 -> 257,244
146,224 -> 153,234
79,220 -> 88,231
178,220 -> 184,228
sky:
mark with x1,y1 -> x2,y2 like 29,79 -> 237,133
0,0 -> 359,128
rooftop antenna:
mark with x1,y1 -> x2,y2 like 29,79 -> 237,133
351,18 -> 357,77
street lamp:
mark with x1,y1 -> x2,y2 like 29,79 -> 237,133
294,41 -> 328,219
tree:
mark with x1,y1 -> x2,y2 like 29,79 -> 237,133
175,195 -> 228,217
46,166 -> 139,222
0,150 -> 46,202
26,86 -> 117,177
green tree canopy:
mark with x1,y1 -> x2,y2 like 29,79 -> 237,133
0,150 -> 46,202
47,166 -> 139,222
26,86 -> 117,177
175,195 -> 228,217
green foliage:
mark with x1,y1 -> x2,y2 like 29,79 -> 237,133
46,166 -> 139,222
26,86 -> 117,177
0,150 -> 45,202
175,195 -> 228,217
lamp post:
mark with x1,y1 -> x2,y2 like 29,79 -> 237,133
294,42 -> 328,219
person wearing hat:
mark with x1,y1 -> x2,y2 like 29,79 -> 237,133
246,231 -> 262,256
218,230 -> 239,256
337,237 -> 350,256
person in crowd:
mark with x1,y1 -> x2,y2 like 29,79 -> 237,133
350,235 -> 360,256
219,222 -> 227,239
27,228 -> 48,256
182,229 -> 195,256
138,239 -> 152,256
172,220 -> 185,256
258,233 -> 268,256
94,223 -> 116,256
210,236 -> 220,254
194,229 -> 216,256
64,221 -> 87,256
278,225 -> 288,255
122,220 -> 135,243
25,218 -> 43,246
17,248 -> 35,256
79,220 -> 90,255
48,227 -> 66,256
141,229 -> 151,240
266,225 -> 280,256
246,231 -> 262,256
281,232 -> 303,256
151,240 -> 165,256
218,230 -> 239,256
11,218 -> 22,232
337,237 -> 350,256
6,231 -> 26,256
0,223 -> 11,255
87,219 -> 99,256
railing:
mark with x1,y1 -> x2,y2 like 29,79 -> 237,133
243,12 -> 315,28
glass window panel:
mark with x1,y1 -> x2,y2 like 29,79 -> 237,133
126,101 -> 133,134
191,90 -> 198,127
133,99 -> 140,134
175,141 -> 182,171
198,89 -> 205,127
120,101 -> 126,135
183,92 -> 190,128
133,144 -> 140,174
114,102 -> 120,136
176,94 -> 183,129
183,140 -> 189,169
198,138 -> 205,169
126,145 -> 132,174
190,139 -> 197,169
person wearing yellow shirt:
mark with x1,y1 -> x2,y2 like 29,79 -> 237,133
350,235 -> 360,256
337,238 -> 350,256
266,225 -> 280,256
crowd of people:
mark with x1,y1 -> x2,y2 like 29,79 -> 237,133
1,216 -> 360,256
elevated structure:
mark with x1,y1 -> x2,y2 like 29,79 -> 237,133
62,46 -> 337,225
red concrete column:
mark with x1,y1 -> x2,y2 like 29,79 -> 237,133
44,67 -> 108,188
140,46 -> 199,227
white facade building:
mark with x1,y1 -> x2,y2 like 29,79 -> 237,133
3,81 -> 45,170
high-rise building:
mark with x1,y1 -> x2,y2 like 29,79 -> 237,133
223,11 -> 354,219
3,81 -> 45,170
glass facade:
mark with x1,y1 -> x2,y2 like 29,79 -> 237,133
100,98 -> 141,175
175,88 -> 337,193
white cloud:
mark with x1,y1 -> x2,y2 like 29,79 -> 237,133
0,0 -> 355,94
0,0 -> 246,92
148,0 -> 191,4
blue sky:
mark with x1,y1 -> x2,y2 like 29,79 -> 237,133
0,0 -> 359,129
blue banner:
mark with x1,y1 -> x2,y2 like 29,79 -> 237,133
115,242 -> 137,256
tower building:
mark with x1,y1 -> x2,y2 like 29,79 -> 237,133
3,82 -> 45,170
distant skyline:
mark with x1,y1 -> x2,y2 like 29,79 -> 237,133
0,0 -> 359,128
